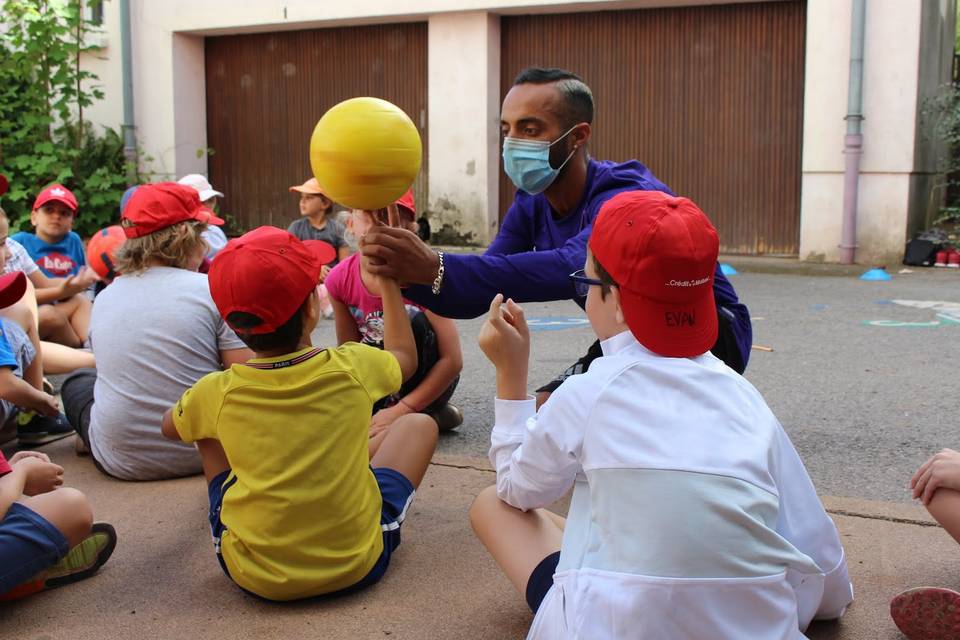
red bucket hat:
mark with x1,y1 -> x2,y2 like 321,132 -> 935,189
588,190 -> 719,358
209,227 -> 322,334
33,184 -> 78,213
120,182 -> 224,239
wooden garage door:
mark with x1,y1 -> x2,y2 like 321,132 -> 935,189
206,23 -> 428,233
501,1 -> 806,255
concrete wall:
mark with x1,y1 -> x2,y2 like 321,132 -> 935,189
800,0 -> 955,265
79,0 -> 953,260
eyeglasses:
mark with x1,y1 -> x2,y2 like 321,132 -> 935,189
569,269 -> 605,298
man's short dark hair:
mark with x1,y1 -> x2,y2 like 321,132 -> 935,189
513,67 -> 594,127
227,295 -> 310,353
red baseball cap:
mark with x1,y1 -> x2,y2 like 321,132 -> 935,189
121,182 -> 224,239
588,190 -> 719,358
0,272 -> 27,310
209,226 -> 322,334
33,184 -> 78,213
303,240 -> 337,266
395,189 -> 415,217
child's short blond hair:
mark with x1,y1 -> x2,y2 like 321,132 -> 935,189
115,220 -> 207,273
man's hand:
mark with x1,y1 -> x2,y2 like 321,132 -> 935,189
360,226 -> 439,285
912,448 -> 960,505
15,456 -> 64,496
478,294 -> 529,400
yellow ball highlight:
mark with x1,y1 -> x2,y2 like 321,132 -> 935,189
310,97 -> 422,211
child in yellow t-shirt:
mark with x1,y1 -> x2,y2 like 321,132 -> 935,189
160,225 -> 438,601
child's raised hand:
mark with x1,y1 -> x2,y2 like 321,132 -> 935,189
478,294 -> 530,373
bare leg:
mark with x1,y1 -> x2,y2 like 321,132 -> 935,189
469,485 -> 565,597
535,391 -> 551,411
195,438 -> 231,484
38,305 -> 81,348
61,295 -> 92,343
925,487 -> 960,546
369,429 -> 389,459
18,488 -> 94,548
369,413 -> 437,489
39,341 -> 95,375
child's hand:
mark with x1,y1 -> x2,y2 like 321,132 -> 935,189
370,402 -> 410,437
912,448 -> 960,504
35,392 -> 60,417
9,450 -> 51,465
75,266 -> 101,288
17,456 -> 64,496
319,265 -> 331,282
478,294 -> 530,372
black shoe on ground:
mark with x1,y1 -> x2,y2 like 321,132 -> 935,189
429,403 -> 464,432
16,412 -> 75,445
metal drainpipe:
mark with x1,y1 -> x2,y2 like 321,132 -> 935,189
120,0 -> 137,185
839,0 -> 866,264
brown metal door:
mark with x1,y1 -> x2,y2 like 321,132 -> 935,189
500,2 -> 806,255
205,23 -> 428,233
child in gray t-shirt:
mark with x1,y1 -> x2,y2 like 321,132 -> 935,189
60,183 -> 252,480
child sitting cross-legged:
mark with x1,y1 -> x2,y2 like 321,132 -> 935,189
325,191 -> 464,435
161,226 -> 438,601
470,190 -> 854,639
12,185 -> 99,348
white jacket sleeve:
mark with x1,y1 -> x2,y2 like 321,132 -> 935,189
772,424 -> 854,625
489,379 -> 591,511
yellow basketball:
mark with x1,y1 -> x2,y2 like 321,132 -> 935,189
310,97 -> 422,211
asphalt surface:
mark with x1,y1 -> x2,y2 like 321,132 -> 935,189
316,267 -> 960,503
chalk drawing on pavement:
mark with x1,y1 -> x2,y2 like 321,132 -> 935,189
864,300 -> 960,328
527,316 -> 591,332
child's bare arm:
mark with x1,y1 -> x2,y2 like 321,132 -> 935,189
379,276 -> 417,381
0,368 -> 59,416
331,297 -> 361,345
28,270 -> 90,303
161,407 -> 181,441
0,457 -> 64,518
397,310 -> 462,411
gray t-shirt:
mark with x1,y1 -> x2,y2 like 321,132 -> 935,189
88,267 -> 246,480
286,217 -> 346,260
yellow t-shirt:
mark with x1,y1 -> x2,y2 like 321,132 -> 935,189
173,342 -> 401,601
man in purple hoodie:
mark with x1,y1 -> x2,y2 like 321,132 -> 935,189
363,68 -> 751,403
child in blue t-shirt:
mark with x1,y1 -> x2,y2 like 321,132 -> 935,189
11,185 -> 99,348
13,185 -> 87,278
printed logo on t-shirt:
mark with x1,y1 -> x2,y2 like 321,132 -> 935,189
38,252 -> 77,277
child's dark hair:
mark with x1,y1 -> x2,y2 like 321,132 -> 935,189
592,253 -> 616,299
227,294 -> 310,352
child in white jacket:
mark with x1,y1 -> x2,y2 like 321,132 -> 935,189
470,190 -> 853,639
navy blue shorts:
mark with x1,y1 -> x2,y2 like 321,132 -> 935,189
0,502 -> 69,594
208,466 -> 415,600
526,551 -> 560,613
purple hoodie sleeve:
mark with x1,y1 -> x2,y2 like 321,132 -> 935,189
403,227 -> 587,318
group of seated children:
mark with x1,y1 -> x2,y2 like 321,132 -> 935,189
1,179 -> 863,639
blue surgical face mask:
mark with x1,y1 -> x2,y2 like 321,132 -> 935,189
502,125 -> 579,195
